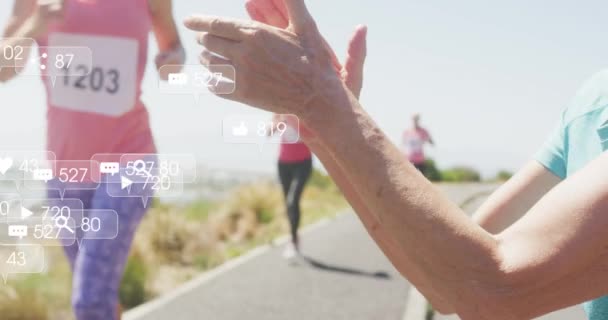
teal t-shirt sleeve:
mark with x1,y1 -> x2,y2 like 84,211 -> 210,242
535,111 -> 567,179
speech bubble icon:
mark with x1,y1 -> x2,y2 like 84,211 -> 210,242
168,72 -> 189,86
159,64 -> 236,102
100,162 -> 120,175
222,114 -> 301,151
7,225 -> 27,239
33,169 -> 53,182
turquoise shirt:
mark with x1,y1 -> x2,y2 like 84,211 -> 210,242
535,70 -> 608,319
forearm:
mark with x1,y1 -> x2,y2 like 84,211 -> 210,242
473,161 -> 561,234
149,0 -> 181,52
306,138 -> 454,313
310,96 -> 608,317
303,86 -> 506,316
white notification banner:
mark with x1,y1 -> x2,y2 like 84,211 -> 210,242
73,209 -> 119,247
5,198 -> 84,247
0,244 -> 45,282
23,160 -> 101,198
0,151 -> 55,183
15,45 -> 93,80
223,114 -> 301,146
158,64 -> 236,99
0,37 -> 37,69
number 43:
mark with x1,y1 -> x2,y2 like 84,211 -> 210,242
6,251 -> 26,266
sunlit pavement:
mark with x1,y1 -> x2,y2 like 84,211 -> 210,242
128,183 -> 569,320
125,213 -> 410,320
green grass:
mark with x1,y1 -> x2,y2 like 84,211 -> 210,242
183,199 -> 216,221
120,251 -> 149,309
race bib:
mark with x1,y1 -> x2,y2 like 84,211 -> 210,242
406,138 -> 423,154
48,32 -> 138,117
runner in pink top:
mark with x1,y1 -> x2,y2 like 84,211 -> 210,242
402,113 -> 435,172
41,0 -> 156,160
279,129 -> 312,164
273,114 -> 312,260
1,1 -> 184,319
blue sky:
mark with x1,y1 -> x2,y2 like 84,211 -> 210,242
1,0 -> 607,177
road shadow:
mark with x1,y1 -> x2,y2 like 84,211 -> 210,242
296,255 -> 391,280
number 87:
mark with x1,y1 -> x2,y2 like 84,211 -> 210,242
55,54 -> 75,69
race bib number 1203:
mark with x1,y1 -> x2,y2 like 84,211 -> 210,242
48,32 -> 138,117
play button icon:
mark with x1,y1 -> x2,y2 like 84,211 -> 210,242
20,207 -> 33,220
121,176 -> 133,190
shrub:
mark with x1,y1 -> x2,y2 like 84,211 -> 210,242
441,166 -> 481,182
495,170 -> 513,181
0,284 -> 49,320
120,250 -> 148,309
184,200 -> 215,221
137,209 -> 192,263
308,169 -> 335,190
421,159 -> 442,182
213,183 -> 283,242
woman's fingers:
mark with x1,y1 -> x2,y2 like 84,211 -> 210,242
272,0 -> 289,19
246,0 -> 288,28
197,33 -> 239,60
184,2 -> 337,115
198,50 -> 237,98
245,1 -> 268,24
284,0 -> 317,33
343,25 -> 368,98
184,15 -> 249,41
198,50 -> 234,78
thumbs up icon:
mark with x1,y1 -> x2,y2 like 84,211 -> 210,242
232,122 -> 249,137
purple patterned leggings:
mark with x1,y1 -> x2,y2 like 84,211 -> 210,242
48,181 -> 151,320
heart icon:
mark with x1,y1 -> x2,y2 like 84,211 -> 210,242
0,158 -> 14,175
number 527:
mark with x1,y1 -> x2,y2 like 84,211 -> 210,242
194,72 -> 222,88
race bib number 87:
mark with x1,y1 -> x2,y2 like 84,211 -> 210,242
48,33 -> 138,117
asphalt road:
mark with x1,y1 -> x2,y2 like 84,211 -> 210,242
123,183 -> 506,320
126,213 -> 410,320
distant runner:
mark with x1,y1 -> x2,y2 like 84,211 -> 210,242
402,113 -> 434,172
272,114 -> 312,260
185,1 -> 608,318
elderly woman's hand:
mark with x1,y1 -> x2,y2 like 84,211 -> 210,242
244,0 -> 367,99
184,0 -> 347,121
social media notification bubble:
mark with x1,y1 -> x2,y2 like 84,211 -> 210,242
74,209 -> 119,247
15,46 -> 93,84
8,198 -> 84,247
158,64 -> 236,101
0,151 -> 56,184
222,114 -> 301,148
23,160 -> 100,198
0,38 -> 37,70
0,244 -> 45,282
121,154 -> 196,183
104,167 -> 184,207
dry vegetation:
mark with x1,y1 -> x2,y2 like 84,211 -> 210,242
0,170 -> 347,317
